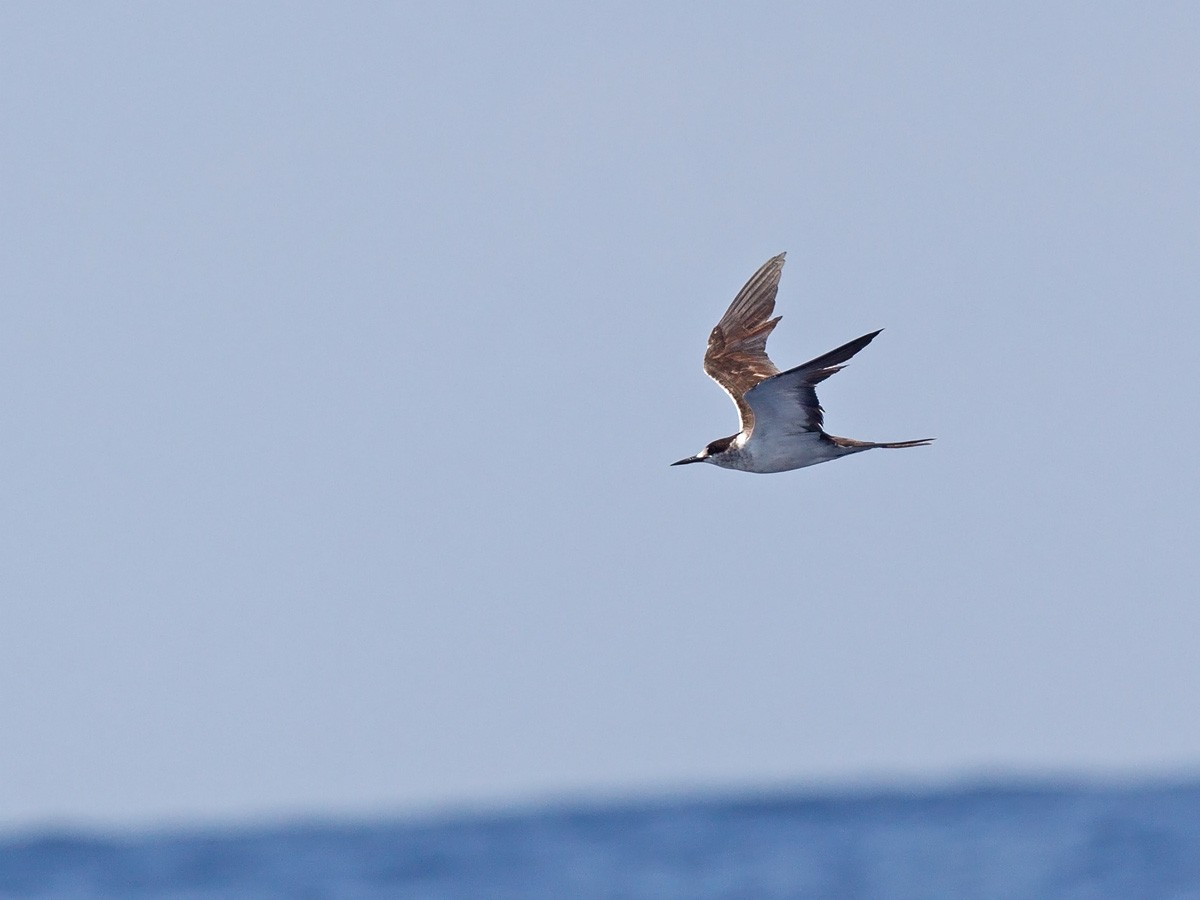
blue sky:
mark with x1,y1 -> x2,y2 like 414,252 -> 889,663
3,2 -> 1198,829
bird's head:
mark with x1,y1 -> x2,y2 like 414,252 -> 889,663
670,435 -> 736,467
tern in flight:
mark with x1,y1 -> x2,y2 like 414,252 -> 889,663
672,253 -> 933,473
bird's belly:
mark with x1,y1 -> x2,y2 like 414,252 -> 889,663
728,432 -> 842,473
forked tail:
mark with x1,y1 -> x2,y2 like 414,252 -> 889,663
828,436 -> 935,450
870,438 -> 935,449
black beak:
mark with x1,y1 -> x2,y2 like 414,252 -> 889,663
670,456 -> 703,466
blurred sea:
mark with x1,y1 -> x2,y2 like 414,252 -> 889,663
3,780 -> 1199,899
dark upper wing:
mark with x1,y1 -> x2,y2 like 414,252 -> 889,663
742,329 -> 882,439
702,253 -> 787,433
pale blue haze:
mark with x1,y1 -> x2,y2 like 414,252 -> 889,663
2,2 -> 1198,834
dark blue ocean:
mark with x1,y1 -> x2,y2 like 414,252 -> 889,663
4,781 -> 1199,899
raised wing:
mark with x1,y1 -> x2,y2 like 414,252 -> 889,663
742,329 -> 882,441
703,253 -> 787,433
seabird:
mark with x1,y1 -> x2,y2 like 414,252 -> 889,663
672,253 -> 933,473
